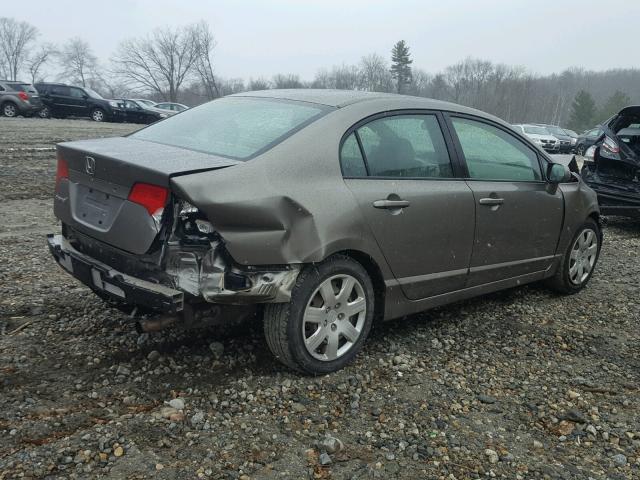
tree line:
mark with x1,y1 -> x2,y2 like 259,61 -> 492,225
1,16 -> 638,131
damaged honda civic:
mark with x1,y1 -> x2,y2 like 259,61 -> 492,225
580,106 -> 640,218
48,89 -> 602,374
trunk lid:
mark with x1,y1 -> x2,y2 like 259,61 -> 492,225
55,137 -> 240,254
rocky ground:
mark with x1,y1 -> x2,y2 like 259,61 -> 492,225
0,117 -> 638,479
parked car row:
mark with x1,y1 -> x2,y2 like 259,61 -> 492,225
0,80 -> 189,123
512,123 -> 577,153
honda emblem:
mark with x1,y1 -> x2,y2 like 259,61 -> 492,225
85,156 -> 96,175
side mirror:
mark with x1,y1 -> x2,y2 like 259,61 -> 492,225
547,163 -> 571,184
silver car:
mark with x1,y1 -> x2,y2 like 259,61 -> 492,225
48,90 -> 602,374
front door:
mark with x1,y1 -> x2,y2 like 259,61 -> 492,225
342,112 -> 475,300
447,115 -> 564,286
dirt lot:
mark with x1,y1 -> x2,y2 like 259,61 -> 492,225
0,117 -> 639,479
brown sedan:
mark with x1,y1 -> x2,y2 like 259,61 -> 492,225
48,90 -> 602,374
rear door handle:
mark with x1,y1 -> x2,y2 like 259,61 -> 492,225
479,197 -> 504,206
373,199 -> 410,209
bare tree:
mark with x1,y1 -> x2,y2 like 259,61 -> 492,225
58,38 -> 98,87
0,17 -> 38,80
192,21 -> 219,99
112,25 -> 200,102
27,43 -> 55,83
358,53 -> 393,92
248,78 -> 270,91
272,74 -> 303,89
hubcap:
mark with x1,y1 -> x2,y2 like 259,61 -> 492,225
39,107 -> 49,118
93,110 -> 103,121
569,228 -> 598,285
302,274 -> 366,361
4,104 -> 16,117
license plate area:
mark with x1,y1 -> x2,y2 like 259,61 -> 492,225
74,184 -> 124,231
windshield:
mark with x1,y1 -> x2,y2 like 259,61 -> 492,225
523,125 -> 549,135
84,88 -> 103,99
563,129 -> 578,137
132,97 -> 330,160
545,125 -> 565,136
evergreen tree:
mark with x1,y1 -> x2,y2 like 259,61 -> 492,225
568,90 -> 597,132
598,90 -> 630,122
390,40 -> 413,94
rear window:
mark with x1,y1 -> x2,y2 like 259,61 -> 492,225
7,83 -> 37,93
132,97 -> 330,160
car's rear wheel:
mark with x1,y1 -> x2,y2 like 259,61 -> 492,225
38,106 -> 50,118
546,218 -> 601,294
91,108 -> 105,122
264,255 -> 375,374
576,145 -> 585,156
2,102 -> 18,117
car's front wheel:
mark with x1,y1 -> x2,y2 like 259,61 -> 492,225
264,255 -> 375,374
547,218 -> 601,294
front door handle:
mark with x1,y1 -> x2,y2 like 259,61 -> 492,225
373,199 -> 411,209
479,197 -> 504,206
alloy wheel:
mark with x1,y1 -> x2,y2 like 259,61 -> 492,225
92,110 -> 104,122
302,274 -> 366,361
3,104 -> 17,117
38,107 -> 49,118
569,228 -> 598,285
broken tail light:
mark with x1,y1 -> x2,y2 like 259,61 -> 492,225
602,136 -> 620,154
128,183 -> 169,225
55,156 -> 69,190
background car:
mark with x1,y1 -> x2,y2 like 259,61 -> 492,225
131,98 -> 157,108
0,80 -> 42,117
154,102 -> 188,113
117,99 -> 172,124
48,90 -> 601,374
534,124 -> 574,153
512,124 -> 559,152
581,106 -> 640,217
574,127 -> 603,155
35,82 -> 123,122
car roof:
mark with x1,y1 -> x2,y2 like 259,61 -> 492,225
230,89 -> 498,117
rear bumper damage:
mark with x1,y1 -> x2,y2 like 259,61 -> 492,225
48,234 -> 185,312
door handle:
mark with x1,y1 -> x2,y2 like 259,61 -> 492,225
373,199 -> 410,209
479,197 -> 504,206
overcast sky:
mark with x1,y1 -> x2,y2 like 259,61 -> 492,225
5,0 -> 640,80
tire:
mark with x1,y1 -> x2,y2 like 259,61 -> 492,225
91,108 -> 105,122
38,106 -> 50,118
2,102 -> 18,118
546,218 -> 601,294
264,255 -> 375,374
576,145 -> 585,156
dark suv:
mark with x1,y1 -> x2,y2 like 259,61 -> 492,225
35,83 -> 122,122
0,80 -> 43,117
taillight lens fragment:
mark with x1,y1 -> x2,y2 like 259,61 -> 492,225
55,156 -> 69,189
128,183 -> 169,216
18,91 -> 29,101
602,136 -> 620,154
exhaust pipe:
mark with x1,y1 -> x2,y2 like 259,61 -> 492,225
136,315 -> 177,333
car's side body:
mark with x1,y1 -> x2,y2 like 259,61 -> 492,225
35,82 -> 121,121
117,99 -> 172,124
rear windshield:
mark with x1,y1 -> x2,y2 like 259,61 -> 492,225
131,97 -> 330,160
523,125 -> 549,135
7,83 -> 37,93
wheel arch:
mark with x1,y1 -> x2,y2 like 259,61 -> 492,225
329,249 -> 386,322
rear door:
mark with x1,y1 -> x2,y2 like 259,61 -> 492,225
446,114 -> 563,286
342,111 -> 475,300
68,87 -> 90,116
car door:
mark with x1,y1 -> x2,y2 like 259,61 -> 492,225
123,100 -> 143,123
446,114 -> 563,286
342,112 -> 475,300
67,87 -> 90,117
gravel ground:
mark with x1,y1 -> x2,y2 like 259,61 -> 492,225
0,117 -> 639,479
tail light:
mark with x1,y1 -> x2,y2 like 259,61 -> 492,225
128,183 -> 169,221
602,136 -> 620,154
18,91 -> 29,101
55,156 -> 69,189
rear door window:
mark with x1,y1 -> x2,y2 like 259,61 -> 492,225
451,117 -> 542,182
356,114 -> 453,178
51,86 -> 70,96
69,87 -> 86,98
